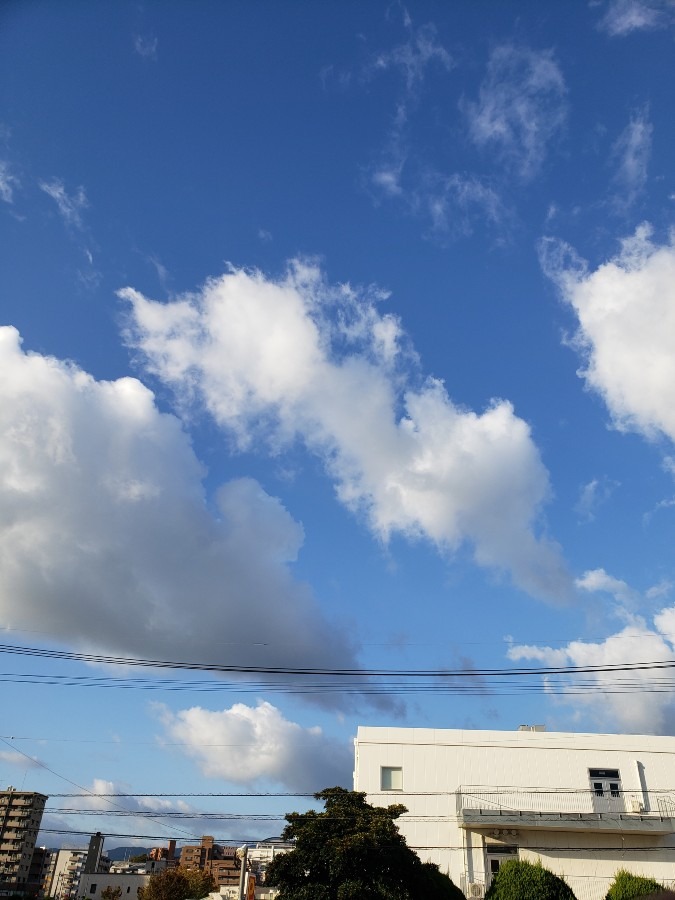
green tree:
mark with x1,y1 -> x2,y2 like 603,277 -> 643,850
101,888 -> 122,900
129,855 -> 149,863
183,870 -> 216,899
265,786 -> 464,900
138,867 -> 215,900
605,870 -> 664,900
485,859 -> 576,900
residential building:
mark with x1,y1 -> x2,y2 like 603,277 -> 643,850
0,788 -> 48,898
246,840 -> 292,886
108,859 -> 167,876
148,841 -> 175,863
179,837 -> 241,889
45,847 -> 111,900
354,725 -> 675,900
28,848 -> 50,899
78,873 -> 150,900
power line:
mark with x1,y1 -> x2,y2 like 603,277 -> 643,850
3,642 -> 675,678
0,737 -> 200,843
32,829 -> 675,855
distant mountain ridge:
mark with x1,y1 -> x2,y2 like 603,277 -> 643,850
106,847 -> 152,861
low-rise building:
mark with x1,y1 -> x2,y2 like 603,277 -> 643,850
354,724 -> 675,900
78,873 -> 150,900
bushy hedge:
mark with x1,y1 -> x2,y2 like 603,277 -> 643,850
605,869 -> 664,900
485,859 -> 576,900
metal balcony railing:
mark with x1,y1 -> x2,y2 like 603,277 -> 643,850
455,786 -> 675,818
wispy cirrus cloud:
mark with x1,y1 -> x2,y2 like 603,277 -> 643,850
39,177 -> 99,287
123,259 -> 572,603
463,44 -> 567,181
609,106 -> 652,211
133,33 -> 158,61
0,160 -> 18,204
366,17 -> 453,199
575,477 -> 619,522
418,171 -> 507,239
39,178 -> 88,230
597,0 -> 675,36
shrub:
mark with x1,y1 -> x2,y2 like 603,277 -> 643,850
605,869 -> 664,900
485,859 -> 576,900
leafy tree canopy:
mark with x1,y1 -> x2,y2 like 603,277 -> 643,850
265,786 -> 464,900
485,859 -> 576,900
605,869 -> 664,900
138,867 -> 216,900
101,888 -> 122,900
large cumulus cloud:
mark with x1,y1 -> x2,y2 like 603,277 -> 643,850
0,326 -> 362,693
156,700 -> 352,792
122,260 -> 571,602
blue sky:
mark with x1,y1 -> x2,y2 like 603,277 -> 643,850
2,0 -> 675,850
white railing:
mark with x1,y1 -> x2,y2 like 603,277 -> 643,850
456,786 -> 675,817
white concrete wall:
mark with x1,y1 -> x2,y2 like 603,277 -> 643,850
354,727 -> 675,900
78,872 -> 150,900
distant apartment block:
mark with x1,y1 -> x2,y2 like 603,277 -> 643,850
44,837 -> 111,900
179,836 -> 240,888
0,787 -> 48,898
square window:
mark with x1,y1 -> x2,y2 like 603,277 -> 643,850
381,766 -> 403,791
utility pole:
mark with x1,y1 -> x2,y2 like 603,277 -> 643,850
236,846 -> 248,900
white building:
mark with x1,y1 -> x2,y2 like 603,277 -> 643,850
78,872 -> 150,900
354,725 -> 675,900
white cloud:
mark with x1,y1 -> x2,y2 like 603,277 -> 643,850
598,0 -> 675,35
364,18 -> 466,228
123,260 -> 572,602
40,776 -> 278,847
370,20 -> 453,98
419,172 -> 506,239
133,34 -> 158,61
464,44 -> 567,181
0,750 -> 41,769
610,106 -> 652,210
576,567 -> 639,612
575,477 -> 618,521
541,225 -> 675,444
509,571 -> 675,733
0,161 -> 18,203
39,178 -> 88,229
156,701 -> 352,791
0,326 -> 367,704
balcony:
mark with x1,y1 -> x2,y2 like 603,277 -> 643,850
456,786 -> 675,834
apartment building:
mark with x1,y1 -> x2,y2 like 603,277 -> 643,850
0,788 -> 48,898
354,725 -> 675,900
179,836 -> 241,888
44,839 -> 111,900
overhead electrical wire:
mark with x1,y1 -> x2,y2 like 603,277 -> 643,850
3,641 -> 675,676
1,643 -> 675,697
